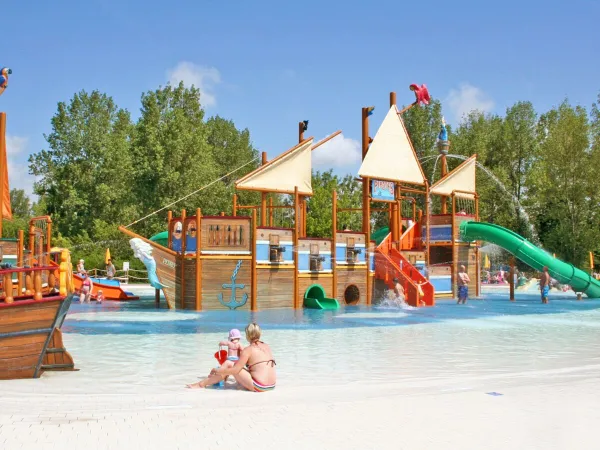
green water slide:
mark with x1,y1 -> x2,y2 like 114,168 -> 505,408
149,231 -> 168,247
371,227 -> 390,246
460,221 -> 600,298
303,284 -> 340,310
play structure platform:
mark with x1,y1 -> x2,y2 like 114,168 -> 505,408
121,88 -> 485,310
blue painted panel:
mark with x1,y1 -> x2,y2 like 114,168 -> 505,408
256,243 -> 270,261
298,253 -> 309,271
185,236 -> 197,252
256,243 -> 294,263
335,245 -> 367,263
172,238 -> 182,252
429,276 -> 452,292
422,226 -> 452,241
369,252 -> 375,271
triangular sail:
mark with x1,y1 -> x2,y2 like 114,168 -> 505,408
358,105 -> 426,186
430,155 -> 477,199
235,138 -> 313,195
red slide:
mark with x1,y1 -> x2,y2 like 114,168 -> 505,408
374,233 -> 435,307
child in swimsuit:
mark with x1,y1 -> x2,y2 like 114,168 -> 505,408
96,290 -> 105,303
219,329 -> 244,362
219,329 -> 244,381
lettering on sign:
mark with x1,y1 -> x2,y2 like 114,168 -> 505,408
162,258 -> 176,269
371,180 -> 395,201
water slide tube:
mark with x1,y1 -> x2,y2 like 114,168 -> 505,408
460,221 -> 600,298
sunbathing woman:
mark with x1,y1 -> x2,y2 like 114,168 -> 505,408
187,323 -> 276,392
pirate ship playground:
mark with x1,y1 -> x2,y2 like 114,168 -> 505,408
119,87 -> 482,311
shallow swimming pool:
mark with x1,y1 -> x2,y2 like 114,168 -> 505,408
4,287 -> 599,411
63,288 -> 600,335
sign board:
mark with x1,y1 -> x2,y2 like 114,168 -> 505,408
371,180 -> 395,202
123,261 -> 130,271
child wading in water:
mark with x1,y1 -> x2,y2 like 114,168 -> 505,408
186,329 -> 244,388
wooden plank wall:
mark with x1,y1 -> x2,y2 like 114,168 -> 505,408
0,240 -> 18,255
182,258 -> 197,310
257,267 -> 294,309
336,267 -> 367,305
201,258 -> 252,310
152,245 -> 177,309
201,217 -> 251,253
298,275 -> 333,303
0,300 -> 61,380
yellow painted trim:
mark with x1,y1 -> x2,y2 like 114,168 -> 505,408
256,264 -> 295,270
298,273 -> 334,278
200,255 -> 253,260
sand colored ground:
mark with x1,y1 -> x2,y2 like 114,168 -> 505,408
2,293 -> 598,449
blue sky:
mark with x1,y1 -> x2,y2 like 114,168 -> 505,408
1,0 -> 599,198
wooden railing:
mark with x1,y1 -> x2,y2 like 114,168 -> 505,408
0,249 -> 71,304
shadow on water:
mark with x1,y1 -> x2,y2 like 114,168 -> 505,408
61,292 -> 600,335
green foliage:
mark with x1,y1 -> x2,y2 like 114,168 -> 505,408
306,170 -> 363,237
29,90 -> 136,237
25,83 -> 600,273
9,188 -> 32,217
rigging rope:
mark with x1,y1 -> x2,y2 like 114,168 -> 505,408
124,156 -> 260,228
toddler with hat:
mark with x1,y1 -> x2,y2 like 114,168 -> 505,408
219,329 -> 244,362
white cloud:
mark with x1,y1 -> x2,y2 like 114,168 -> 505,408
5,135 -> 36,199
446,83 -> 495,123
313,134 -> 361,169
166,61 -> 221,107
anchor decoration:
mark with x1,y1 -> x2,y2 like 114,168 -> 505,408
217,260 -> 248,310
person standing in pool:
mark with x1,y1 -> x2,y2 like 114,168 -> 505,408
457,265 -> 470,304
540,266 -> 551,304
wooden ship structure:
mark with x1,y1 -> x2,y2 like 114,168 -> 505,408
121,88 -> 481,311
0,112 -> 76,379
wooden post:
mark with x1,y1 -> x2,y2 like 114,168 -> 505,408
0,113 -> 5,238
28,224 -> 35,261
293,186 -> 300,308
17,229 -> 23,294
425,182 -> 431,268
4,272 -> 13,303
232,194 -> 237,217
251,209 -> 258,311
364,103 -> 374,307
509,256 -> 515,301
261,152 -> 268,226
180,209 -> 186,309
440,155 -> 448,214
451,193 -> 457,299
46,218 -> 52,264
475,195 -> 481,297
33,270 -> 42,301
332,190 -> 338,300
167,211 -> 173,249
269,197 -> 274,227
195,208 -> 202,311
155,289 -> 160,308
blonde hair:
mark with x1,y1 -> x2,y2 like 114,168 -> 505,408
245,323 -> 261,343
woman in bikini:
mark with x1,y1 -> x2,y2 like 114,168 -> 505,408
187,323 -> 276,392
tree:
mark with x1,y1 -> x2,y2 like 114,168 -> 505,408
529,100 -> 599,265
9,188 -> 32,218
305,170 -> 362,238
28,90 -> 135,238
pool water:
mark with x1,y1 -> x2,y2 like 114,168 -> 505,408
63,289 -> 600,335
6,287 -> 598,407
